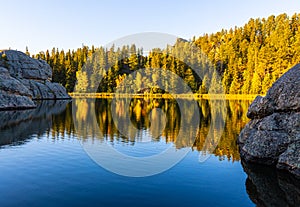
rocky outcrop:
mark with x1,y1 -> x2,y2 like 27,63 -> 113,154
0,50 -> 70,110
0,67 -> 36,109
238,64 -> 300,178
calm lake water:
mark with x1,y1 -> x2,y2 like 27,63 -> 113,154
0,98 -> 299,207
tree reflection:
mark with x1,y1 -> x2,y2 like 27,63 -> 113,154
71,98 -> 251,162
0,98 -> 251,162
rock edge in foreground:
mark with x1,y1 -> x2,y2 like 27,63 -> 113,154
238,64 -> 300,178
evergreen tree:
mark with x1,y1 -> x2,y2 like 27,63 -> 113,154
29,12 -> 300,94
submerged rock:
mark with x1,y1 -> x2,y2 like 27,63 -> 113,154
238,64 -> 300,178
0,50 -> 70,109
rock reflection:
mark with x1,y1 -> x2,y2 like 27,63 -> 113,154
0,100 -> 71,147
242,161 -> 300,207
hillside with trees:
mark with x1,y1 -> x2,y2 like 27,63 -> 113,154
29,13 -> 300,94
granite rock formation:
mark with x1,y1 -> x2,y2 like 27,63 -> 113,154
0,50 -> 70,110
238,64 -> 300,178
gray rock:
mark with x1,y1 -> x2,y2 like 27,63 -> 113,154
45,81 -> 70,99
0,67 -> 36,109
247,64 -> 300,119
0,93 -> 36,110
31,81 -> 56,99
277,140 -> 300,177
0,50 -> 70,110
0,50 -> 52,81
238,64 -> 300,178
0,67 -> 32,97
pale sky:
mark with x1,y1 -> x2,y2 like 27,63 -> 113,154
1,0 -> 300,54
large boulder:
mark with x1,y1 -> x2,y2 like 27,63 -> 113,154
238,64 -> 300,178
0,50 -> 70,110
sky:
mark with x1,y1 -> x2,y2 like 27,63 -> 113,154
1,0 -> 300,54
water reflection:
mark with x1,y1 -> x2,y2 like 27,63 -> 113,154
242,161 -> 300,207
0,98 -> 251,161
69,98 -> 250,161
94,98 -> 201,148
1,98 -> 299,204
105,98 -> 250,161
0,100 -> 71,147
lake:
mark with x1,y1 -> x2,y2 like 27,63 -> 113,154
0,98 -> 299,207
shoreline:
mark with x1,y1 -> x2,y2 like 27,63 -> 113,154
69,93 -> 261,100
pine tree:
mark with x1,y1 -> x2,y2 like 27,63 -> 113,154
250,72 -> 262,94
25,46 -> 30,56
75,71 -> 89,92
31,12 -> 300,95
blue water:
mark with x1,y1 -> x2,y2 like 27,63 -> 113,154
0,99 -> 258,207
0,135 -> 252,207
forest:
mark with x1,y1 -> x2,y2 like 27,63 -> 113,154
28,13 -> 300,95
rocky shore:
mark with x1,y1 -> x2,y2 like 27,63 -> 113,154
238,64 -> 300,178
0,50 -> 70,110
